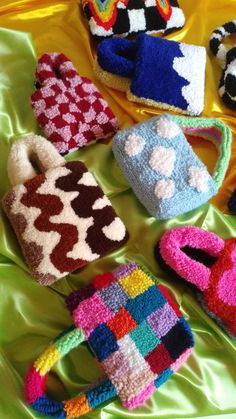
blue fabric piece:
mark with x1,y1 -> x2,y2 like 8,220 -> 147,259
85,379 -> 117,409
31,395 -> 66,418
112,114 -> 217,219
161,317 -> 194,361
130,34 -> 189,110
88,323 -> 119,361
126,286 -> 166,324
154,368 -> 173,388
97,38 -> 136,77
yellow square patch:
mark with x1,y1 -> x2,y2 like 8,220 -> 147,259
119,268 -> 153,298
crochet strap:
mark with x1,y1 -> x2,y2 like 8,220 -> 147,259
210,20 -> 236,64
172,115 -> 232,189
7,134 -> 65,186
25,326 -> 116,419
35,52 -> 83,85
159,226 -> 225,291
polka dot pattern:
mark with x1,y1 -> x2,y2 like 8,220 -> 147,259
188,166 -> 209,192
154,180 -> 175,199
124,134 -> 145,157
113,114 -> 218,219
156,117 -> 180,139
149,146 -> 176,176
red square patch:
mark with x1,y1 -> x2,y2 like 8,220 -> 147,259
107,307 -> 137,339
92,272 -> 116,290
145,343 -> 173,374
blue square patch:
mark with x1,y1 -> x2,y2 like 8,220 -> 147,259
88,323 -> 119,362
126,286 -> 166,324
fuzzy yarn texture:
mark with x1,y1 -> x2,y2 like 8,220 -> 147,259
25,263 -> 194,418
82,0 -> 185,39
2,135 -> 128,285
95,34 -> 206,115
112,114 -> 231,219
31,52 -> 119,154
210,20 -> 236,109
157,226 -> 236,338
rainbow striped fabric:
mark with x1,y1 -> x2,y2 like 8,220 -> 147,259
25,263 -> 194,418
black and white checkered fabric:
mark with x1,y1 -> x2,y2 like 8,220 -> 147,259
83,0 -> 185,39
210,20 -> 236,109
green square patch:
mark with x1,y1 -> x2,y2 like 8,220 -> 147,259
130,320 -> 160,356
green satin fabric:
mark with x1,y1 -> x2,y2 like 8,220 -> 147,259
0,27 -> 236,419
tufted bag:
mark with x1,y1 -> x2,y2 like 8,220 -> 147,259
2,135 -> 128,285
95,35 -> 206,116
31,52 -> 119,154
25,263 -> 194,418
82,0 -> 185,39
112,114 -> 231,220
155,226 -> 236,338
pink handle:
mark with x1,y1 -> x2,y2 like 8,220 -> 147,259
35,52 -> 82,85
159,226 -> 225,291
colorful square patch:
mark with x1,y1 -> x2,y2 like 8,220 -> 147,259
147,302 -> 178,338
73,294 -> 113,337
99,282 -> 129,313
107,307 -> 137,339
119,268 -> 153,298
126,285 -> 166,324
145,343 -> 173,374
88,323 -> 119,361
130,320 -> 160,356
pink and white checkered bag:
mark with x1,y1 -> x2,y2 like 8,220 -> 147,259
31,53 -> 119,154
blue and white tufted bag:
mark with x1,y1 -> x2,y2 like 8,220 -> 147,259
112,114 -> 231,220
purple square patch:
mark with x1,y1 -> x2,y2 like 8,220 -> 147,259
147,303 -> 178,338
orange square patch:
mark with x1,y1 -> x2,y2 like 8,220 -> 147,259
107,307 -> 137,339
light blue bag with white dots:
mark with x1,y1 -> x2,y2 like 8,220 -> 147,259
112,114 -> 231,220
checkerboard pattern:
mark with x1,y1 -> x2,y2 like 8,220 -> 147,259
82,0 -> 185,39
31,53 -> 119,154
67,262 -> 194,410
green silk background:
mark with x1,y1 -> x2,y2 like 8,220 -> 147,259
0,5 -> 236,419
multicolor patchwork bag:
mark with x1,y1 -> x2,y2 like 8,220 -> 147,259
95,34 -> 206,115
25,263 -> 194,418
31,52 -> 119,154
155,226 -> 236,338
2,135 -> 128,285
210,20 -> 236,109
112,114 -> 231,220
82,0 -> 185,39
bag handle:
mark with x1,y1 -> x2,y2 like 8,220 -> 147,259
97,38 -> 136,78
159,226 -> 225,291
25,326 -> 117,418
172,115 -> 232,189
35,53 -> 82,85
210,20 -> 236,65
7,134 -> 65,186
